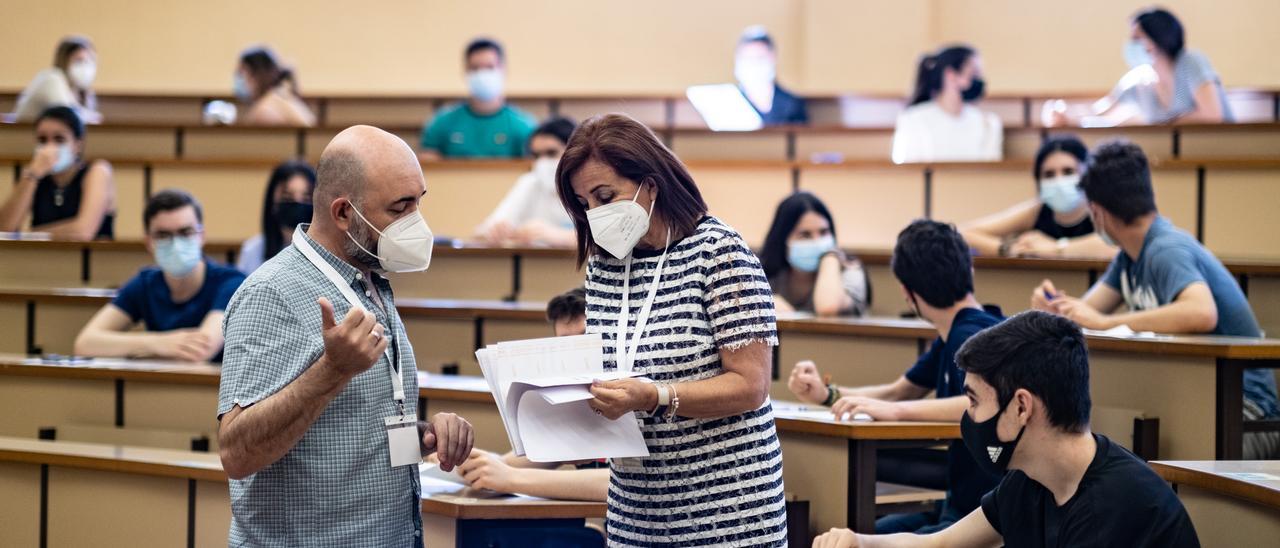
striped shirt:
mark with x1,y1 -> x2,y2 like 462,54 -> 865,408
218,229 -> 423,547
586,216 -> 788,547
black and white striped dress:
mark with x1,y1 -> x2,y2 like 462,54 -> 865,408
586,216 -> 787,547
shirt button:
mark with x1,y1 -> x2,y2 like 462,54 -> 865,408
364,290 -> 371,297
414,530 -> 421,537
355,273 -> 364,281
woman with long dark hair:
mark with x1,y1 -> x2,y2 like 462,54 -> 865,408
891,45 -> 1002,163
760,192 -> 868,317
236,160 -> 316,273
960,135 -> 1114,259
233,46 -> 316,126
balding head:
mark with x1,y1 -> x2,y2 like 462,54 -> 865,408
308,125 -> 428,269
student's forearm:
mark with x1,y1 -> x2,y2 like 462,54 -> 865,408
894,395 -> 967,422
506,468 -> 610,502
813,256 -> 853,317
501,453 -> 559,469
74,329 -> 161,358
0,177 -> 38,232
1105,301 -> 1216,334
34,216 -> 99,241
837,383 -> 902,401
1060,234 -> 1115,259
961,230 -> 1002,257
218,356 -> 351,479
856,532 -> 943,548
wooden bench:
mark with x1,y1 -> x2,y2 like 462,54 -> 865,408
1150,460 -> 1280,546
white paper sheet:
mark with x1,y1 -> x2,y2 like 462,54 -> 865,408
516,393 -> 649,462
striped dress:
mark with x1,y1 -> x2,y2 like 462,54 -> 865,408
585,216 -> 788,547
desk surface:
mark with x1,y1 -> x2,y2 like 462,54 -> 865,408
420,477 -> 607,519
1150,460 -> 1280,510
0,354 -> 222,385
772,403 -> 960,440
0,435 -> 224,482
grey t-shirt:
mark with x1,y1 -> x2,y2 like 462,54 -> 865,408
1102,216 -> 1278,416
1118,49 -> 1234,124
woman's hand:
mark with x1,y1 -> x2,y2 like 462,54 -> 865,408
1009,231 -> 1057,257
457,450 -> 520,493
588,378 -> 658,420
27,145 -> 58,179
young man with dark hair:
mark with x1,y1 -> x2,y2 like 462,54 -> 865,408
734,25 -> 808,126
546,286 -> 586,336
1031,140 -> 1280,459
419,36 -> 537,160
814,311 -> 1200,548
789,219 -> 1002,533
75,189 -> 245,362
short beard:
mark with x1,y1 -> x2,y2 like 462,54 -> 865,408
343,216 -> 384,272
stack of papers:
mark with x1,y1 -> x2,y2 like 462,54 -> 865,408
476,334 -> 650,462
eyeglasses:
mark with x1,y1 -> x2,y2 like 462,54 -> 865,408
150,226 -> 203,242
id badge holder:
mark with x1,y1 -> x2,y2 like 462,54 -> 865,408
384,414 -> 421,468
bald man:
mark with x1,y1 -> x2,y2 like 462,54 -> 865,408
217,126 -> 473,547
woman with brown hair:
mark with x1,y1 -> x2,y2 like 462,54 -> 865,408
558,113 -> 787,546
14,36 -> 102,123
232,46 -> 316,126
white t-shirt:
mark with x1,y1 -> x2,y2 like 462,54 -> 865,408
891,101 -> 1003,164
14,68 -> 84,122
478,170 -> 573,234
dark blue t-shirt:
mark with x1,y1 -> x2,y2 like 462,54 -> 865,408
111,259 -> 246,362
904,305 -> 1005,517
1101,216 -> 1279,417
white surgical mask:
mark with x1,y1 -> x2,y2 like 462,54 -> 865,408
467,69 -> 504,102
346,206 -> 435,273
532,157 -> 559,190
1123,40 -> 1153,69
155,235 -> 203,278
67,60 -> 96,89
38,144 -> 77,175
735,57 -> 776,88
1091,209 -> 1118,247
587,184 -> 655,260
233,74 -> 252,101
1039,174 -> 1085,214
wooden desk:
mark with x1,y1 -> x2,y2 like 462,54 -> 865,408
0,436 -> 228,548
420,476 -> 605,547
1150,460 -> 1280,546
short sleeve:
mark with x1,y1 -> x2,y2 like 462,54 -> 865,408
236,236 -> 263,274
110,272 -> 149,323
421,113 -> 447,152
703,232 -> 778,350
480,173 -> 538,230
1180,51 -> 1217,90
1100,254 -> 1124,291
1148,245 -> 1206,304
212,270 -> 247,312
904,338 -> 942,389
982,112 -> 1004,161
891,110 -> 920,164
511,110 -> 538,156
840,262 -> 870,316
217,282 -> 321,418
980,482 -> 1005,535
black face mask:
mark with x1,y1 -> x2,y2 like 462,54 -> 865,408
275,201 -> 313,230
962,77 -> 985,103
961,397 -> 1026,476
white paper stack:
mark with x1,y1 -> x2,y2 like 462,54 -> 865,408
476,333 -> 650,462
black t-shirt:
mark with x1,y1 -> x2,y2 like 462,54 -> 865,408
981,434 -> 1200,547
32,163 -> 114,239
745,83 -> 809,126
1032,204 -> 1093,240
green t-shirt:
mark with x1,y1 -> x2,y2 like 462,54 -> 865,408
420,103 -> 538,158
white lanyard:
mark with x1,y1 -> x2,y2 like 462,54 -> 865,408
293,226 -> 404,405
615,229 -> 670,372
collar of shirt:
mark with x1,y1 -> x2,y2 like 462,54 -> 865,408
295,225 -> 394,297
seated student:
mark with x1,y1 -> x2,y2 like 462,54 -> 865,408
892,45 -> 1002,164
1030,140 -> 1280,459
74,190 -> 246,363
0,106 -> 115,240
788,220 -> 1003,533
419,37 -> 537,160
813,311 -> 1200,548
1046,7 -> 1231,127
233,46 -> 316,127
734,25 -> 807,126
761,192 -> 869,317
474,117 -> 577,246
14,36 -> 102,123
455,287 -> 609,502
237,160 -> 316,274
960,135 -> 1113,259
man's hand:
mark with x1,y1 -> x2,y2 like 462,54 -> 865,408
588,378 -> 657,420
317,297 -> 387,378
420,412 -> 473,472
831,396 -> 903,421
813,527 -> 859,548
789,360 -> 829,404
150,329 -> 213,362
1030,279 -> 1062,312
457,450 -> 519,493
1051,296 -> 1114,330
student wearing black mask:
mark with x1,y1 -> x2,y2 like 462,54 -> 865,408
813,311 -> 1200,548
237,160 -> 316,273
891,45 -> 1002,164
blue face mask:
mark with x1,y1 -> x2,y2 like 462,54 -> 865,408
233,73 -> 252,101
1039,174 -> 1085,214
787,234 -> 836,273
1123,40 -> 1153,68
154,235 -> 203,277
467,69 -> 504,102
